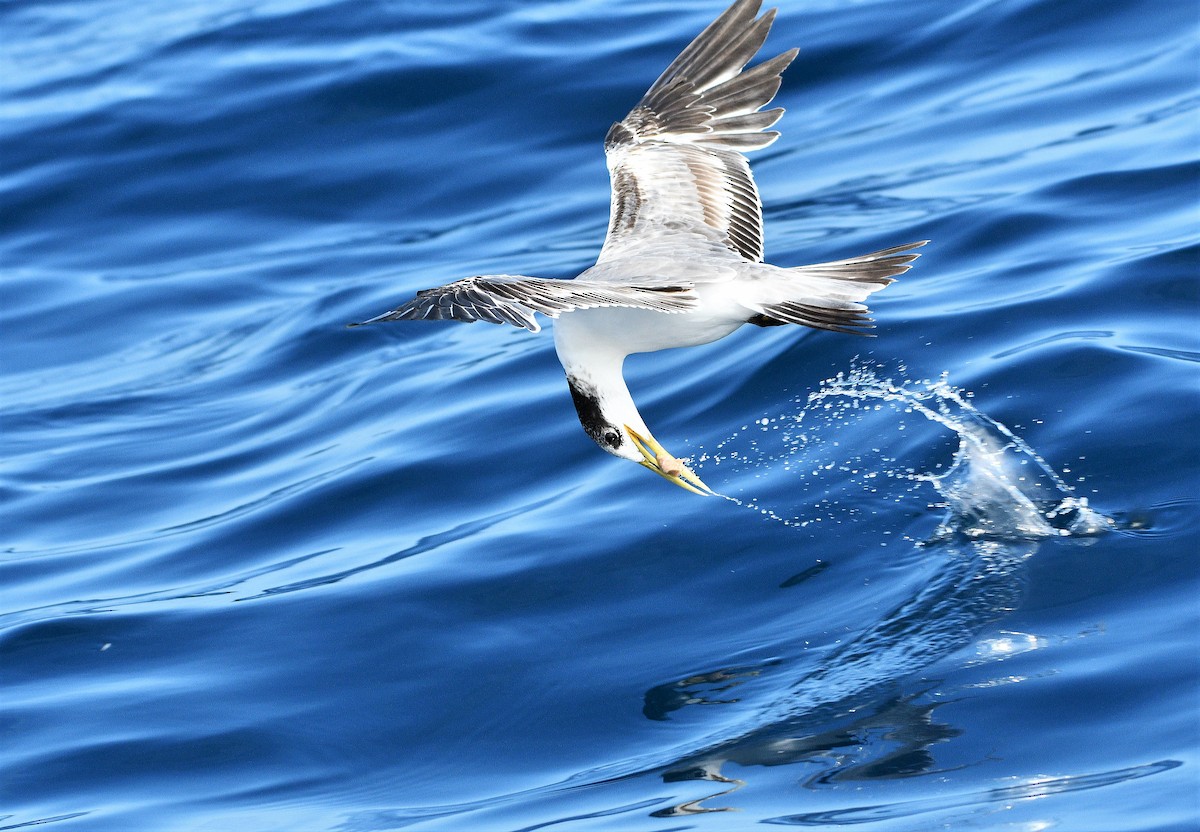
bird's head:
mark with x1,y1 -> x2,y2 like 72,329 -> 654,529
565,376 -> 714,495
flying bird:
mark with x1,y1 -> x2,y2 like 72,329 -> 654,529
355,0 -> 926,495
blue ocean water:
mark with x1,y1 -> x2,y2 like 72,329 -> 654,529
2,0 -> 1198,828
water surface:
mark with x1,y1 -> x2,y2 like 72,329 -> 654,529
3,0 -> 1198,829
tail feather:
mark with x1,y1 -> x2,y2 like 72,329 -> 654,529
792,240 -> 929,285
749,299 -> 878,335
746,240 -> 928,335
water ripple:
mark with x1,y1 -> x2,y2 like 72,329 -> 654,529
764,760 -> 1182,826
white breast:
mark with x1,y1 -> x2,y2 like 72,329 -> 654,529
553,281 -> 749,359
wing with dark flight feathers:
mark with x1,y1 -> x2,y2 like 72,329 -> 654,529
352,275 -> 697,333
599,0 -> 797,264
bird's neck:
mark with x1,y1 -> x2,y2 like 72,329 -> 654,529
568,358 -> 647,432
555,338 -> 648,441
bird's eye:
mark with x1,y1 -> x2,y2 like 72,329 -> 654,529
603,430 -> 622,449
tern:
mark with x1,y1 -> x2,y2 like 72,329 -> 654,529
355,0 -> 926,495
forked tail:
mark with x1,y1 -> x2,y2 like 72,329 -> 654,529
747,240 -> 928,334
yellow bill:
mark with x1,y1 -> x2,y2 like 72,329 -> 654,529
625,425 -> 715,496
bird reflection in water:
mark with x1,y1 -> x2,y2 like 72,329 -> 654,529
649,687 -> 964,816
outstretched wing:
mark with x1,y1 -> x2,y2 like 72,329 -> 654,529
352,275 -> 696,333
599,0 -> 797,264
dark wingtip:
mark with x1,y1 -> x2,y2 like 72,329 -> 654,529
347,310 -> 396,328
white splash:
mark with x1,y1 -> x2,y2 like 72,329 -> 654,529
696,366 -> 1112,540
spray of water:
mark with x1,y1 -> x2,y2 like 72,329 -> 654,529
693,365 -> 1111,540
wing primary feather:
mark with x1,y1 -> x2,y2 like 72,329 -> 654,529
705,48 -> 797,103
644,0 -> 763,99
666,10 -> 775,94
355,275 -> 698,331
702,76 -> 783,118
702,10 -> 776,83
708,108 -> 784,134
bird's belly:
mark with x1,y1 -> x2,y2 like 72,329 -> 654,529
553,298 -> 745,356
